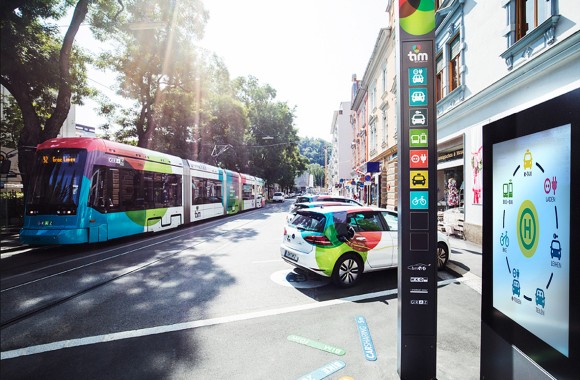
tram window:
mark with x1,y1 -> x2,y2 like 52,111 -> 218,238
192,177 -> 222,204
90,166 -> 182,212
242,184 -> 253,200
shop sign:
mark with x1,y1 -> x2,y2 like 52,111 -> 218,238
438,149 -> 464,163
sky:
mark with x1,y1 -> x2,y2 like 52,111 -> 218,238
76,0 -> 390,142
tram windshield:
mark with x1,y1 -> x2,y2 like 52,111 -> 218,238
27,149 -> 87,212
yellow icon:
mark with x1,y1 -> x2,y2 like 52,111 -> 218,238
410,170 -> 428,188
523,149 -> 533,170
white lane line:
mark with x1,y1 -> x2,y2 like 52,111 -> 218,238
1,277 -> 463,360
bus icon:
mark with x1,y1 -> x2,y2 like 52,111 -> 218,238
410,129 -> 428,147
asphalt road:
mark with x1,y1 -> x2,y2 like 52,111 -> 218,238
1,202 -> 482,379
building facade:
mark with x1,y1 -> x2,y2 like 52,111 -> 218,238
328,102 -> 354,197
364,25 -> 398,209
340,0 -> 578,244
434,0 -> 580,243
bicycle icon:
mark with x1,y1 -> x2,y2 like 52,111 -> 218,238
412,196 -> 427,206
500,231 -> 509,247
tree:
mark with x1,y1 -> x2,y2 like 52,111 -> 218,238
233,76 -> 307,190
308,163 -> 325,190
0,95 -> 22,149
1,0 -> 93,194
96,0 -> 208,149
298,137 -> 330,166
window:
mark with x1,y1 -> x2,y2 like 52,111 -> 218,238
193,177 -> 222,204
347,212 -> 386,232
90,166 -> 182,212
370,122 -> 377,154
381,211 -> 398,231
382,66 -> 387,94
515,0 -> 552,42
382,111 -> 388,144
28,149 -> 86,213
448,35 -> 461,92
435,53 -> 444,102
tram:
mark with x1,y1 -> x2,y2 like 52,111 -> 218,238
20,138 -> 265,245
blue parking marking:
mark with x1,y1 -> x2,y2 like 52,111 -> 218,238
355,316 -> 377,361
296,360 -> 346,380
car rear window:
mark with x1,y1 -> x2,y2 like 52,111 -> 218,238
295,196 -> 316,203
290,212 -> 326,232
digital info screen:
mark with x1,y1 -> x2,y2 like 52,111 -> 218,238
492,124 -> 570,357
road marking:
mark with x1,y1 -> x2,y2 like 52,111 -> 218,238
297,360 -> 346,380
287,335 -> 346,355
355,316 -> 377,361
0,277 -> 464,360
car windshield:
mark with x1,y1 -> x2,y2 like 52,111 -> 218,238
27,149 -> 87,209
290,212 -> 326,232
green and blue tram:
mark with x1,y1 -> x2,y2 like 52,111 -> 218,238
20,138 -> 265,245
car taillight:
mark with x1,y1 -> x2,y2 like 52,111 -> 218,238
304,235 -> 333,247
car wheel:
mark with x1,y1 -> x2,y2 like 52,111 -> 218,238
332,253 -> 363,288
437,243 -> 449,270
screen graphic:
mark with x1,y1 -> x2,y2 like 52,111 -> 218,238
492,124 -> 571,357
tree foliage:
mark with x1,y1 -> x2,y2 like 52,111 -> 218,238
298,137 -> 330,166
2,1 -> 311,199
1,0 -> 93,193
95,0 -> 208,149
233,76 -> 308,190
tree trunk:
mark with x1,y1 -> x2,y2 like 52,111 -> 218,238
43,0 -> 90,139
13,0 -> 89,200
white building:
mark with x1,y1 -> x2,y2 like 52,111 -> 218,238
328,102 -> 354,196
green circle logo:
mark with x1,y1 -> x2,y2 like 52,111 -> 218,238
399,0 -> 435,36
517,200 -> 539,258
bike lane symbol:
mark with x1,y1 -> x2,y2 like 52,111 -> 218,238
410,191 -> 429,210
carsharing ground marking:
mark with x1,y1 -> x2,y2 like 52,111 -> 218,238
355,316 -> 377,361
287,335 -> 345,356
296,360 -> 346,380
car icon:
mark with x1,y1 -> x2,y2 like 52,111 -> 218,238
408,263 -> 430,271
535,288 -> 545,308
411,91 -> 425,102
512,279 -> 520,296
411,112 -> 426,125
550,239 -> 561,260
412,73 -> 424,84
523,149 -> 533,169
412,173 -> 426,186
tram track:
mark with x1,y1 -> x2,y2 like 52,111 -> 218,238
0,210 -> 264,330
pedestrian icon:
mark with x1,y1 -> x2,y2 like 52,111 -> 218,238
410,129 -> 428,148
409,68 -> 427,86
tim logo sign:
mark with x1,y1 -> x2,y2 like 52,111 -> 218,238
408,44 -> 429,62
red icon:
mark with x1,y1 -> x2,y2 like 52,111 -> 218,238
410,150 -> 428,168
